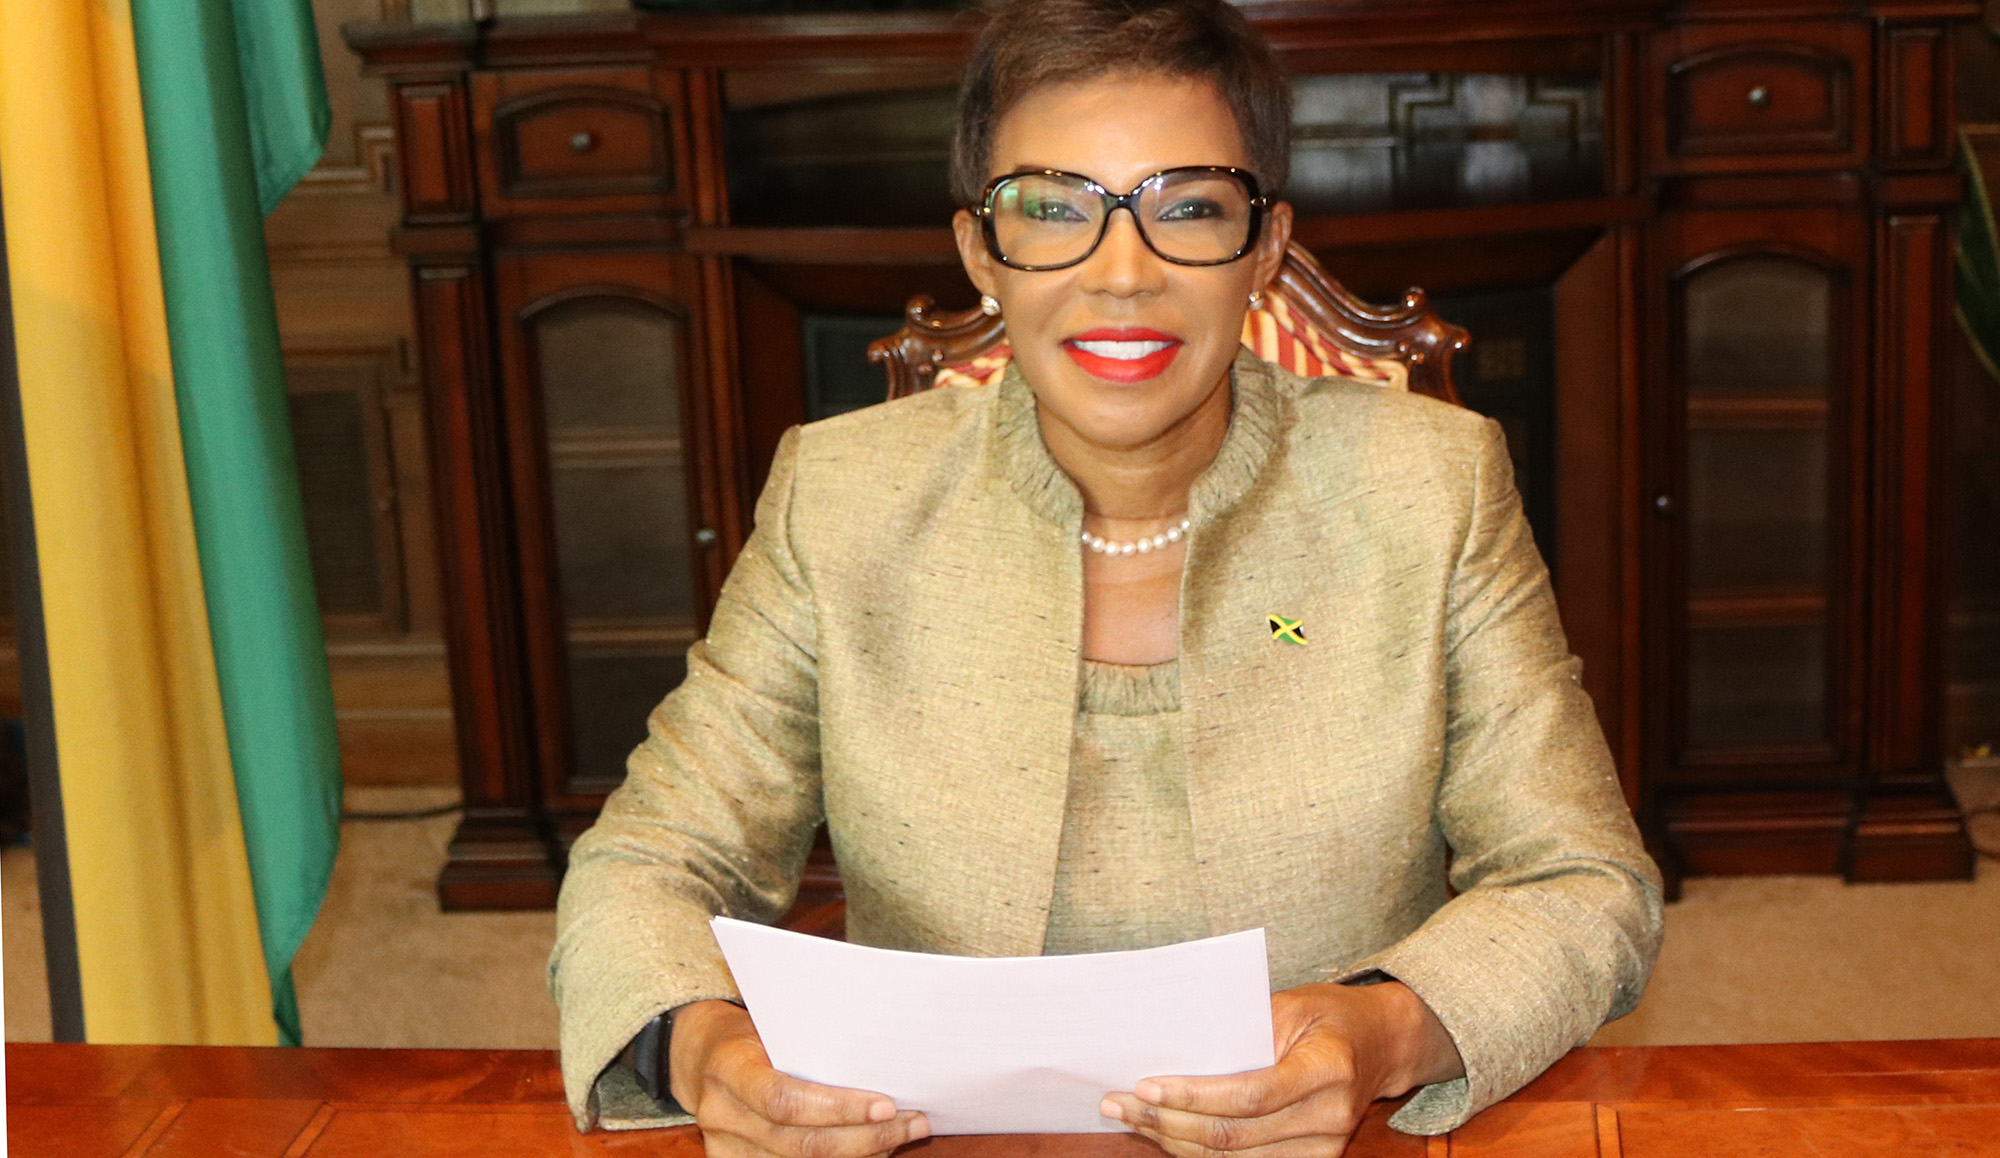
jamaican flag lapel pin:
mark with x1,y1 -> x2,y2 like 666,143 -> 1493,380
1268,613 -> 1307,646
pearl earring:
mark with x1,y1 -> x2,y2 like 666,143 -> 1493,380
1247,289 -> 1266,309
979,295 -> 1002,317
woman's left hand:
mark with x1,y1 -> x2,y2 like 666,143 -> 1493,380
1099,980 -> 1462,1158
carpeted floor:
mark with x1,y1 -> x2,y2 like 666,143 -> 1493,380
5,772 -> 1998,1049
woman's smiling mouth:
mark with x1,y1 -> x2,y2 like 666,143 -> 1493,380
1061,328 -> 1185,382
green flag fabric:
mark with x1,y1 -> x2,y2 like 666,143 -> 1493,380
128,0 -> 340,1046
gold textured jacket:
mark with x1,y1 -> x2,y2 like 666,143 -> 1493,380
549,350 -> 1664,1137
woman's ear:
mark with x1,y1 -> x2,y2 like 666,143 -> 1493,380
1251,200 -> 1294,294
953,208 -> 1002,301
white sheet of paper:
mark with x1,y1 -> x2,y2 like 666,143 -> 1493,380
709,917 -> 1275,1135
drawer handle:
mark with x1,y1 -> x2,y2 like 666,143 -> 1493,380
569,131 -> 597,154
1746,85 -> 1771,109
694,528 -> 718,548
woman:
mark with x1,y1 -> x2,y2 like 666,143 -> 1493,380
550,0 -> 1663,1154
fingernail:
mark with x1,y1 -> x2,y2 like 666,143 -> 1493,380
1135,1081 -> 1164,1103
1099,1098 -> 1123,1121
910,1115 -> 931,1140
868,1100 -> 895,1122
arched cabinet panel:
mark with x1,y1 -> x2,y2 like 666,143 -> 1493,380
523,294 -> 699,803
1675,254 -> 1845,757
476,252 -> 725,898
1644,209 -> 1896,881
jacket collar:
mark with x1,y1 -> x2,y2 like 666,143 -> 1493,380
992,348 -> 1286,531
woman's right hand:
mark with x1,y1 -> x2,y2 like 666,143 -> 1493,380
667,999 -> 931,1158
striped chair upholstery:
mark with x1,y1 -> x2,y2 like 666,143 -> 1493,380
876,243 -> 1463,404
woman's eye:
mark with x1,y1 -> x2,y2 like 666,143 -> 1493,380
1022,197 -> 1089,223
1157,197 -> 1225,222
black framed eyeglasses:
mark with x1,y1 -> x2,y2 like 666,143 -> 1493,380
976,166 -> 1270,271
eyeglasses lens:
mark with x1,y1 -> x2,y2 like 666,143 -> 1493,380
989,170 -> 1255,268
1139,170 -> 1254,263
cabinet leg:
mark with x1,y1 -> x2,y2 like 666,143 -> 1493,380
1847,785 -> 1975,882
437,810 -> 560,910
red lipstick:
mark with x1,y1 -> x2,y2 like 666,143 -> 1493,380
1061,328 -> 1184,383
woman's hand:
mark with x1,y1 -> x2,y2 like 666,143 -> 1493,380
1100,981 -> 1462,1158
667,999 -> 931,1158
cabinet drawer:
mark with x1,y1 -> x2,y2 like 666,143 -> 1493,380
1653,22 -> 1871,173
473,67 -> 687,212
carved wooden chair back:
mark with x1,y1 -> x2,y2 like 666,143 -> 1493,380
866,242 -> 1469,405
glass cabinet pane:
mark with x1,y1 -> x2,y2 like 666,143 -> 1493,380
1686,624 -> 1829,748
1686,427 -> 1827,590
548,459 -> 693,621
1684,258 -> 1830,397
1287,73 -> 1602,216
532,296 -> 695,786
1676,255 -> 1838,756
564,648 -> 689,793
724,72 -> 958,227
536,299 -> 683,431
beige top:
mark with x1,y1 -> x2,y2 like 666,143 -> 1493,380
1044,660 -> 1207,955
551,351 -> 1663,1138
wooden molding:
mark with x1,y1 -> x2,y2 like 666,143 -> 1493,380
298,124 -> 399,197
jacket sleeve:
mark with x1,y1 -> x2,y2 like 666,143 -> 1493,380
1328,418 -> 1664,1135
549,427 -> 824,1132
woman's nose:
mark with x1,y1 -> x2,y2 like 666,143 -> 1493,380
1078,209 -> 1166,299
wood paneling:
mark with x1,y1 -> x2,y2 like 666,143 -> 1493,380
411,262 -> 555,905
1554,231 -> 1638,805
1878,24 -> 1954,167
283,346 -> 409,636
1851,201 -> 1975,882
1871,212 -> 1950,776
394,83 -> 479,222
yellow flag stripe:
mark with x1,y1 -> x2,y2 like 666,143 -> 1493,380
0,0 -> 275,1042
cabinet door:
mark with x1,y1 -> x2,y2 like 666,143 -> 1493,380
1647,208 -> 1869,784
493,251 -> 724,822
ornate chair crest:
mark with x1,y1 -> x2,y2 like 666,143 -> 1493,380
866,242 -> 1468,405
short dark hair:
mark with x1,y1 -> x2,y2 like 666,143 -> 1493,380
950,0 -> 1293,208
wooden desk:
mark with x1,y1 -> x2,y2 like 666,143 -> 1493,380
11,1039 -> 2000,1156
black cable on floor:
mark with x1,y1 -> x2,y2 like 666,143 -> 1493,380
341,802 -> 465,822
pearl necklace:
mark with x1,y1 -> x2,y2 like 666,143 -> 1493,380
1081,518 -> 1192,556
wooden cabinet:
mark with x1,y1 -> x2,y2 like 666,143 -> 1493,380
490,251 -> 717,847
1643,199 -> 1878,873
347,0 -> 1978,909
